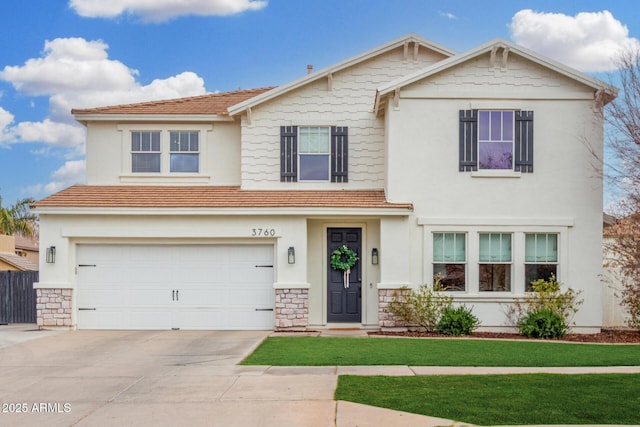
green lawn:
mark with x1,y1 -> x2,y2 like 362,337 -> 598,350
241,336 -> 640,366
335,374 -> 640,426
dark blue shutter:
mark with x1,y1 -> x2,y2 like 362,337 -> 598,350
280,126 -> 298,182
514,111 -> 534,173
459,110 -> 478,171
331,126 -> 348,182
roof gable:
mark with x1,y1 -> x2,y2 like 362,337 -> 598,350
228,33 -> 456,116
374,38 -> 618,114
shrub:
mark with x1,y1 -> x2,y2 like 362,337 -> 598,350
518,308 -> 569,339
387,277 -> 453,332
505,274 -> 583,338
436,305 -> 480,336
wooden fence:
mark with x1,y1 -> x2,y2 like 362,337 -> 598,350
0,271 -> 38,324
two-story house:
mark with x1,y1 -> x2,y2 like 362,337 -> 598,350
34,34 -> 616,332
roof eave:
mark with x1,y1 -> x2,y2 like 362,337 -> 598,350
228,33 -> 456,116
34,206 -> 413,216
73,113 -> 234,125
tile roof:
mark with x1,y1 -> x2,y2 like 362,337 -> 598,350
0,253 -> 38,271
34,185 -> 413,210
71,87 -> 274,116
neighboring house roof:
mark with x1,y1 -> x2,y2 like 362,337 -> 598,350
72,87 -> 273,123
34,185 -> 413,211
0,253 -> 38,271
374,38 -> 618,114
14,234 -> 38,252
228,33 -> 456,116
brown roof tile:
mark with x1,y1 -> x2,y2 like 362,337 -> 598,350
34,185 -> 413,210
71,87 -> 274,116
0,253 -> 38,271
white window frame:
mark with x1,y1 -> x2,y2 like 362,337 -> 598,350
524,233 -> 559,291
298,126 -> 331,182
478,232 -> 513,292
432,232 -> 467,292
118,124 -> 211,183
130,130 -> 161,173
169,130 -> 200,173
477,110 -> 515,171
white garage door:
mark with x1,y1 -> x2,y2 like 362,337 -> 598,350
76,244 -> 274,330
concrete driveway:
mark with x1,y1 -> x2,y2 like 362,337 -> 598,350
0,326 -> 339,427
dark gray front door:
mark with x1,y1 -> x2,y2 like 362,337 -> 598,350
327,228 -> 362,323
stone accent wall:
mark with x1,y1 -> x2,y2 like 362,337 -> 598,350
378,288 -> 410,329
274,288 -> 308,330
36,289 -> 72,328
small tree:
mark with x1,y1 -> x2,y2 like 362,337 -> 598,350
602,48 -> 640,330
386,276 -> 453,332
0,196 -> 38,238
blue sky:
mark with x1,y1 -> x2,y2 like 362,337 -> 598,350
0,0 -> 638,208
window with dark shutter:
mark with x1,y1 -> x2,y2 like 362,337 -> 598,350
459,109 -> 534,173
459,110 -> 478,171
280,126 -> 298,182
331,126 -> 348,182
514,111 -> 534,173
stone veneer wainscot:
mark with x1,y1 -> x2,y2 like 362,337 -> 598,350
274,288 -> 308,330
36,288 -> 72,327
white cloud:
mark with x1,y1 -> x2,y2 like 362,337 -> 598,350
0,37 -> 206,150
69,0 -> 267,22
509,9 -> 640,72
0,107 -> 15,143
438,11 -> 458,20
26,160 -> 86,196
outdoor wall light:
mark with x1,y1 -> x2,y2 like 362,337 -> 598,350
288,247 -> 295,264
371,248 -> 379,265
46,246 -> 56,264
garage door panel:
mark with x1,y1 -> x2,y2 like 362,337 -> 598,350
76,244 -> 274,330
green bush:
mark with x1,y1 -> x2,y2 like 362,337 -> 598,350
387,279 -> 453,332
518,308 -> 569,339
506,274 -> 583,338
436,305 -> 480,336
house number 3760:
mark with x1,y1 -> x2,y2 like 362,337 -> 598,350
251,228 -> 276,237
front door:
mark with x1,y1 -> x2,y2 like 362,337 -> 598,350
327,228 -> 362,323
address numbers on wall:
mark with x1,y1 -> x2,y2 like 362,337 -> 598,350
251,228 -> 276,237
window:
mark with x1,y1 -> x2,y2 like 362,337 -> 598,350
525,233 -> 558,291
131,131 -> 161,173
299,127 -> 330,181
459,110 -> 534,172
478,111 -> 513,170
433,233 -> 466,291
170,131 -> 199,173
479,233 -> 512,291
280,126 -> 348,182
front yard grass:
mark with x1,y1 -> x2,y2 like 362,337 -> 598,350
240,336 -> 640,366
335,374 -> 640,426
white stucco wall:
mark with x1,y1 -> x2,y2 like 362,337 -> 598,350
239,46 -> 448,190
85,120 -> 242,186
379,52 -> 604,330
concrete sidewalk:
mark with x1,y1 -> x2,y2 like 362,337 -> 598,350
1,325 -> 638,427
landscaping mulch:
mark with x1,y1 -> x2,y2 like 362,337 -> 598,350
369,329 -> 640,343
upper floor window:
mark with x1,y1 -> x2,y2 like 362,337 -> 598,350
280,125 -> 348,183
459,110 -> 533,173
170,131 -> 199,173
131,131 -> 161,173
525,233 -> 558,291
130,130 -> 199,174
299,127 -> 330,181
478,111 -> 513,170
